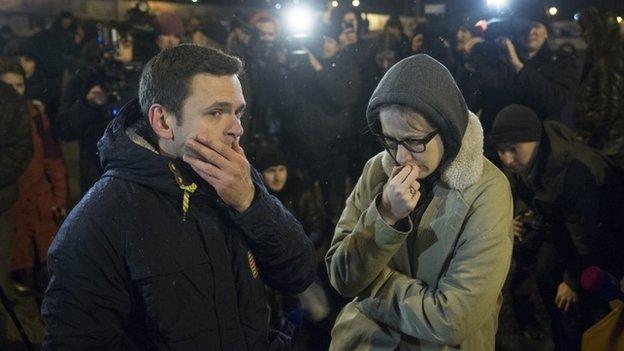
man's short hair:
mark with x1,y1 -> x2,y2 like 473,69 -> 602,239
138,44 -> 243,123
0,57 -> 25,77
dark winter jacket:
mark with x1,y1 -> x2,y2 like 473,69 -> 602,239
42,99 -> 316,350
281,52 -> 360,161
507,121 -> 624,289
457,41 -> 578,136
0,82 -> 32,212
574,7 -> 624,160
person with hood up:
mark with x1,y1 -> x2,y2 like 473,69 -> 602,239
42,44 -> 315,349
325,54 -> 513,350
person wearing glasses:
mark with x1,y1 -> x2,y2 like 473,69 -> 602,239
325,54 -> 513,351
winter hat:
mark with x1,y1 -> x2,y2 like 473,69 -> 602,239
252,146 -> 287,172
154,12 -> 184,37
3,38 -> 41,63
490,104 -> 542,145
367,54 -> 468,162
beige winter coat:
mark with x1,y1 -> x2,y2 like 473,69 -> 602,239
326,112 -> 513,351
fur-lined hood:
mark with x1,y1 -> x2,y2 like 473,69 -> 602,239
380,111 -> 484,190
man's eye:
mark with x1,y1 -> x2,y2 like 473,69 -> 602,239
210,110 -> 222,117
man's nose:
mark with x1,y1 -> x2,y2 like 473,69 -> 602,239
500,152 -> 513,166
228,114 -> 244,138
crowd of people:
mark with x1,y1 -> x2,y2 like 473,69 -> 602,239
0,3 -> 623,350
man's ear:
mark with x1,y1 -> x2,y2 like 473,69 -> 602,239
148,104 -> 175,141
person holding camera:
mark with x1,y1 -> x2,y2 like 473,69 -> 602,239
491,104 -> 624,351
56,24 -> 141,196
457,19 -> 578,151
280,25 -> 360,225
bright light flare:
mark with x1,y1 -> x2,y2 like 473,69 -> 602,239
286,5 -> 314,35
352,0 -> 360,7
331,1 -> 339,8
548,7 -> 558,16
617,16 -> 623,24
486,0 -> 508,8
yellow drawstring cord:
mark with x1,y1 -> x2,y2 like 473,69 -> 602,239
168,162 -> 197,221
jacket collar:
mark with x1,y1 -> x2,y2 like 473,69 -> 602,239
381,111 -> 484,191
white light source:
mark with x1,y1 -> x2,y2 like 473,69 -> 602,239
191,0 -> 198,2
486,0 -> 508,8
275,3 -> 282,10
617,16 -> 623,24
548,7 -> 558,16
286,4 -> 313,35
331,0 -> 339,8
352,0 -> 360,7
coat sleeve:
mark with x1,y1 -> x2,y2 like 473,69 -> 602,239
325,159 -> 413,298
560,160 -> 603,291
229,168 -> 316,294
38,112 -> 67,207
514,54 -> 578,118
55,96 -> 105,142
357,179 -> 513,346
42,207 -> 133,349
0,100 -> 32,189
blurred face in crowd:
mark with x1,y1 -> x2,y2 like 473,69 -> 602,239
411,34 -> 424,53
114,35 -> 134,63
256,20 -> 277,44
456,27 -> 473,51
379,106 -> 445,179
191,30 -> 210,47
323,37 -> 340,58
156,34 -> 181,51
262,165 -> 288,192
497,142 -> 539,174
386,25 -> 401,38
342,12 -> 358,33
17,56 -> 36,78
61,17 -> 73,30
158,73 -> 246,159
1,72 -> 25,96
375,50 -> 397,73
522,22 -> 548,54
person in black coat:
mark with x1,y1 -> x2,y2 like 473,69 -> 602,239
41,44 -> 316,350
491,105 -> 624,351
457,19 -> 579,153
56,26 -> 142,195
279,26 -> 361,225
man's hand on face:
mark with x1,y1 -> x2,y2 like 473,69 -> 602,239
183,136 -> 255,213
378,165 -> 420,226
513,214 -> 526,242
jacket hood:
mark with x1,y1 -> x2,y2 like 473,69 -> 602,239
381,111 -> 484,190
367,54 -> 469,162
97,99 -> 198,197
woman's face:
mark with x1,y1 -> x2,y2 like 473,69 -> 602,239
379,107 -> 445,179
411,34 -> 424,53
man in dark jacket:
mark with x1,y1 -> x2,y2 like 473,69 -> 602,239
0,81 -> 32,344
457,20 -> 578,148
42,44 -> 316,350
491,104 -> 624,351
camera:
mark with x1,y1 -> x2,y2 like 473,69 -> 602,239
478,18 -> 532,64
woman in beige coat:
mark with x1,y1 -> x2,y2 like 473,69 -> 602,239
326,54 -> 513,350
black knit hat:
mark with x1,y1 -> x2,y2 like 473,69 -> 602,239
490,104 -> 542,145
252,146 -> 287,172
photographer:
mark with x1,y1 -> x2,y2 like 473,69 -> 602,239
244,16 -> 284,145
491,104 -> 624,351
280,25 -> 360,224
56,24 -> 141,195
457,19 -> 578,146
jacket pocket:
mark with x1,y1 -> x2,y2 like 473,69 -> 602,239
131,259 -> 219,342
